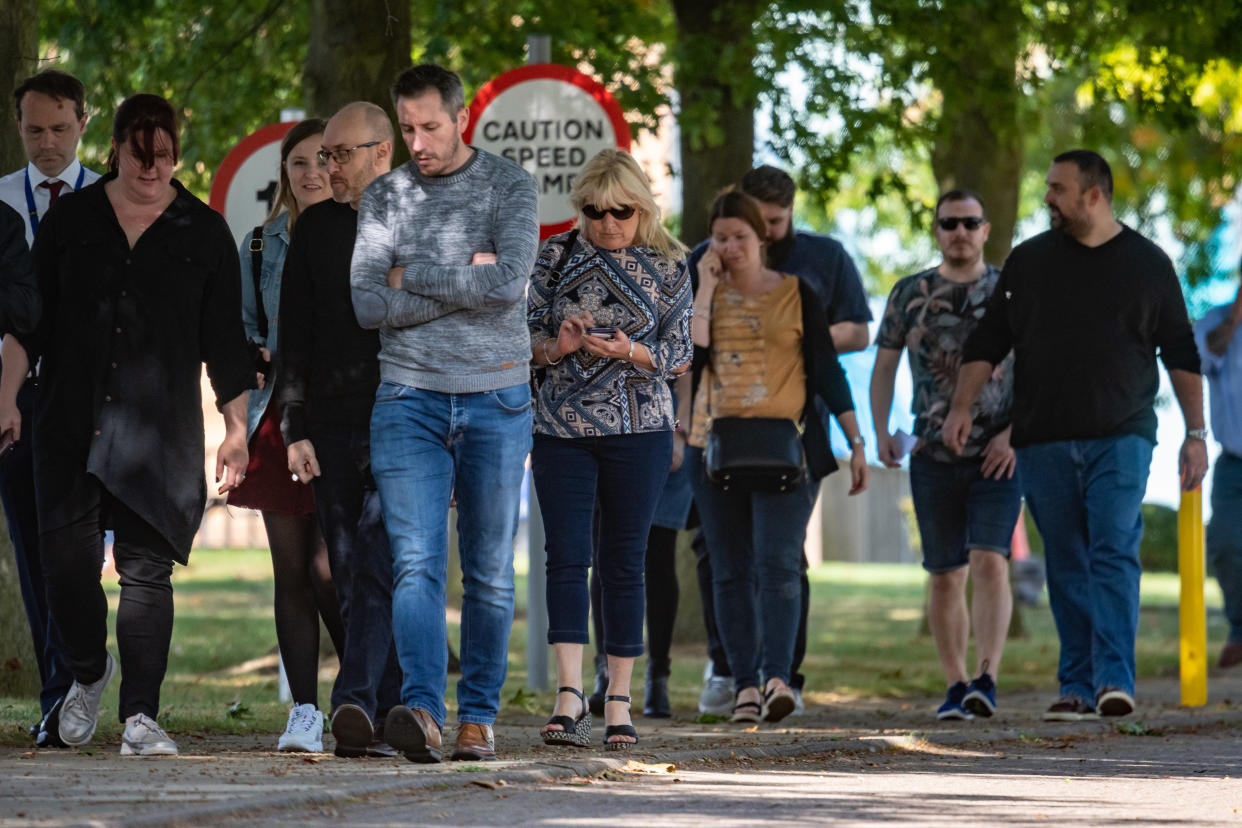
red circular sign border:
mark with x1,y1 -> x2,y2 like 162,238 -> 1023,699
465,63 -> 632,238
208,121 -> 297,217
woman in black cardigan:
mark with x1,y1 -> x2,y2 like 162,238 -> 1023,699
686,190 -> 868,725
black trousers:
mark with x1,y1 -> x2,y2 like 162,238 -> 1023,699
41,482 -> 176,722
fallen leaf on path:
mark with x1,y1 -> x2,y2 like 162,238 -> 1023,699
470,780 -> 499,789
623,760 -> 675,774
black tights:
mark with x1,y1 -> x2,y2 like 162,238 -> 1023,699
264,511 -> 344,707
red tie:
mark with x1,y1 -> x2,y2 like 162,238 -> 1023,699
40,180 -> 65,205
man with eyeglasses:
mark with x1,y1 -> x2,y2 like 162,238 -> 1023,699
945,149 -> 1206,722
277,101 -> 403,758
871,189 -> 1019,721
350,64 -> 538,764
684,165 -> 872,718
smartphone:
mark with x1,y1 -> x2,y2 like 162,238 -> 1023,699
0,429 -> 15,460
586,327 -> 617,339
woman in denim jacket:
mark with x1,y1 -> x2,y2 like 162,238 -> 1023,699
226,118 -> 344,753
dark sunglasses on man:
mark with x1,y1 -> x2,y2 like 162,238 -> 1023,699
582,204 -> 636,221
937,216 -> 985,231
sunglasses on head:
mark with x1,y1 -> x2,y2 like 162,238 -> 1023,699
936,216 -> 985,231
582,204 -> 636,221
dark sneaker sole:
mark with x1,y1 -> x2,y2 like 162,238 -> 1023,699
1097,693 -> 1135,717
962,694 -> 995,718
384,706 -> 441,764
937,708 -> 974,720
331,704 -> 373,759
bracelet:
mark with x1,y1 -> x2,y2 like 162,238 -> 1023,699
542,339 -> 562,366
627,339 -> 636,361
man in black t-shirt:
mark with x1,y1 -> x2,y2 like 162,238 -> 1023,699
944,150 -> 1206,722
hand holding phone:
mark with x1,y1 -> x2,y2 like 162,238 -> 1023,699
0,429 -> 15,460
585,327 -> 617,340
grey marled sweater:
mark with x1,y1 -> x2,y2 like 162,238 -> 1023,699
350,148 -> 539,393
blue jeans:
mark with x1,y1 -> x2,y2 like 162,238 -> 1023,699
1207,452 -> 1242,644
308,421 -> 402,722
687,446 -> 818,691
531,432 -> 672,657
370,382 -> 532,728
1018,434 -> 1153,703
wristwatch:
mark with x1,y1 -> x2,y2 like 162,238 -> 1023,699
850,434 -> 865,448
1187,428 -> 1208,441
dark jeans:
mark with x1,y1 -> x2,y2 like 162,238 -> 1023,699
691,526 -> 732,677
309,421 -> 401,722
41,484 -> 174,722
0,380 -> 71,715
532,432 -> 672,657
1207,452 -> 1242,644
688,446 -> 818,690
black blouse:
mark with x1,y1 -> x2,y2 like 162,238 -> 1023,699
21,172 -> 254,560
0,200 -> 37,336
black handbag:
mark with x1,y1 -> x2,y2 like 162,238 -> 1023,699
705,416 -> 806,492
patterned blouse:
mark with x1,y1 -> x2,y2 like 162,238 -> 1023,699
528,230 -> 692,438
875,265 -> 1014,462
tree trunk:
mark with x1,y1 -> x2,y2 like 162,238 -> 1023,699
303,0 -> 411,164
928,8 -> 1025,264
0,0 -> 37,173
0,0 -> 39,698
671,0 -> 763,245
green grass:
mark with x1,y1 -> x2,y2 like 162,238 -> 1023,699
0,551 -> 1226,745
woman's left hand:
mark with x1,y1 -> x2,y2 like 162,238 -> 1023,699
847,447 -> 869,496
215,433 -> 250,495
582,326 -> 631,360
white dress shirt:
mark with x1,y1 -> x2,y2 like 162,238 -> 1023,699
0,159 -> 101,247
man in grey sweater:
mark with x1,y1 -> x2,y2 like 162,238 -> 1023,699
350,63 -> 538,764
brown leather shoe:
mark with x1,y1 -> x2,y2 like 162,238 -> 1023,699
451,722 -> 497,761
384,705 -> 442,763
1219,641 -> 1242,669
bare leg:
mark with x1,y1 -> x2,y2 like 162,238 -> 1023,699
969,549 -> 1012,677
540,643 -> 585,734
927,568 -> 970,686
604,654 -> 636,745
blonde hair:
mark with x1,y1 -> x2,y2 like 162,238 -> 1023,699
570,149 -> 686,261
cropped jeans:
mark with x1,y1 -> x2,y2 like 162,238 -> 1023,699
1018,434 -> 1153,704
370,381 -> 531,728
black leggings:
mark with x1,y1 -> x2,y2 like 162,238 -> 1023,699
41,490 -> 175,722
263,511 -> 344,707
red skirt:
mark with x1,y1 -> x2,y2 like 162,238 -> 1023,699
225,401 -> 316,515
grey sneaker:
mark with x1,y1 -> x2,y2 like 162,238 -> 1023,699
790,687 -> 806,716
59,653 -> 115,746
278,703 -> 324,752
120,713 -> 178,756
698,671 -> 733,715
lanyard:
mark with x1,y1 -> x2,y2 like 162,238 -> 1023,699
24,165 -> 87,236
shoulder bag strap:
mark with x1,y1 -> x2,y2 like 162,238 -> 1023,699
249,225 -> 268,340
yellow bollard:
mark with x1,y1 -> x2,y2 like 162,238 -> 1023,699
1178,488 -> 1207,706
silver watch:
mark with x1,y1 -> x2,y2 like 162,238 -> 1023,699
1187,428 -> 1208,441
850,434 -> 865,448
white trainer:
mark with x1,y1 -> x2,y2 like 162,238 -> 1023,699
277,703 -> 324,752
698,671 -> 734,715
790,687 -> 806,716
120,713 -> 178,756
59,653 -> 116,746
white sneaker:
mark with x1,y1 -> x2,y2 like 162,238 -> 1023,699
698,672 -> 734,715
120,713 -> 178,756
278,703 -> 324,752
59,653 -> 116,746
790,687 -> 806,716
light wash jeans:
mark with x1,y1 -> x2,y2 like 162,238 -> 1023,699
1018,434 -> 1153,704
370,381 -> 532,728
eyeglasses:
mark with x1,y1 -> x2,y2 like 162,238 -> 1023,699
316,141 -> 380,165
936,216 -> 985,231
582,204 -> 636,221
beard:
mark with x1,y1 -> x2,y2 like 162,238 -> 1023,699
767,230 -> 796,268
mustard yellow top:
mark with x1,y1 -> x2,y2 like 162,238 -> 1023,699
689,275 -> 807,448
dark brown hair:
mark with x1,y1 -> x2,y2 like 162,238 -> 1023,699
708,188 -> 768,243
107,94 -> 180,172
740,165 -> 796,208
266,118 -> 328,228
14,70 -> 86,121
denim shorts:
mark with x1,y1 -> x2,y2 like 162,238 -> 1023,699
909,453 -> 1023,573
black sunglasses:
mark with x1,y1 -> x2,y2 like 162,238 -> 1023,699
937,216 -> 985,231
582,204 -> 636,221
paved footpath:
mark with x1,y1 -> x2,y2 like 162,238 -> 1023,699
4,674 -> 1242,827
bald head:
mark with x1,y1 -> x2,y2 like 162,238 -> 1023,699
322,101 -> 393,208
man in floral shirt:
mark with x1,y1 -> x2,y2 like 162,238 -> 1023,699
870,190 -> 1020,721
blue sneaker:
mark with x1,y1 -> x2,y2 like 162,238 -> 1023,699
962,672 -> 997,718
937,681 -> 973,720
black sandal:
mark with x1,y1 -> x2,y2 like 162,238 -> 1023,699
541,686 -> 592,747
603,695 -> 638,751
730,695 -> 762,724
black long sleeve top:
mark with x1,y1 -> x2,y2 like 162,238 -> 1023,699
21,173 -> 254,559
276,198 -> 381,445
0,200 -> 37,336
962,226 -> 1200,447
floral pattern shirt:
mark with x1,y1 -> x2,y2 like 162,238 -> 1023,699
875,265 -> 1014,462
528,231 -> 692,438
